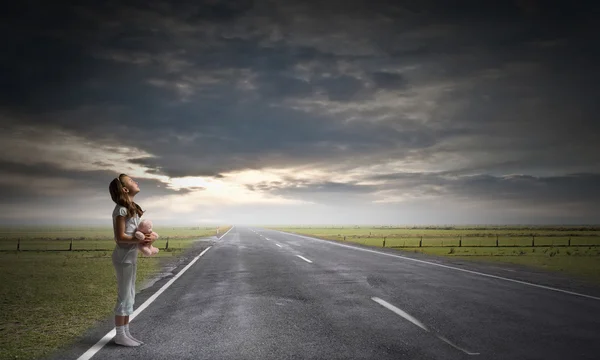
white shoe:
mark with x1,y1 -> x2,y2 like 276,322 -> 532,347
114,334 -> 141,347
126,333 -> 144,345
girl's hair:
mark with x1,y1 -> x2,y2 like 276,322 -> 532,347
108,173 -> 144,218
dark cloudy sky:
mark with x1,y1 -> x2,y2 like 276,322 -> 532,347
1,0 -> 599,226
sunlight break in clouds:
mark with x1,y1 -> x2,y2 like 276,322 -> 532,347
144,170 -> 310,215
0,124 -> 311,216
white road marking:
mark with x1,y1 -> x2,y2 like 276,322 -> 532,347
371,297 -> 427,331
76,227 -> 233,360
276,243 -> 282,248
220,226 -> 235,238
296,255 -> 312,263
437,335 -> 480,355
372,297 -> 480,356
282,231 -> 600,301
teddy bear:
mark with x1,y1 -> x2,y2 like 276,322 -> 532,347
134,219 -> 159,256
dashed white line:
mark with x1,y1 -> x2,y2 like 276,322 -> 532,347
295,255 -> 312,263
371,297 -> 479,356
276,243 -> 282,248
371,297 -> 427,331
437,335 -> 480,356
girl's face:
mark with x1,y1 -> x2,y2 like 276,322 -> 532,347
121,176 -> 140,196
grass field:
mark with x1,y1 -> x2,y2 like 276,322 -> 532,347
0,226 -> 230,360
271,226 -> 600,285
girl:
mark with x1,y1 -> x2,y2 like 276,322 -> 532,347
108,174 -> 153,347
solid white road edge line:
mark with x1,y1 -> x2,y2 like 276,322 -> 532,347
371,297 -> 480,356
77,246 -> 212,360
76,226 -> 233,360
219,226 -> 235,239
279,231 -> 600,301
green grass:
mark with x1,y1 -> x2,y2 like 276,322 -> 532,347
272,226 -> 600,285
0,226 -> 231,360
410,246 -> 600,283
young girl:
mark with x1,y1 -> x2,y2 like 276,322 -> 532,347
108,174 -> 153,347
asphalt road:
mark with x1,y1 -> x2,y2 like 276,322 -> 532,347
51,226 -> 600,360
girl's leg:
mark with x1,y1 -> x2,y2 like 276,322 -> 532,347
124,263 -> 144,344
115,315 -> 126,326
114,263 -> 141,346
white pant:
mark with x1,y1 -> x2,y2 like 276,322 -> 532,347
113,261 -> 137,316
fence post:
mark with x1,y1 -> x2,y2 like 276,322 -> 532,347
568,237 -> 571,246
17,238 -> 20,251
165,237 -> 169,250
532,235 -> 535,247
344,236 -> 346,241
496,235 -> 499,247
382,237 -> 386,248
69,239 -> 73,251
419,236 -> 422,247
459,236 -> 462,247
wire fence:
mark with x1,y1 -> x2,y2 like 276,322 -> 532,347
331,234 -> 600,248
2,232 -> 600,251
0,236 -> 218,252
0,227 -> 234,252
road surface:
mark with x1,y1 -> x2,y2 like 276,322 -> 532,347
50,226 -> 600,359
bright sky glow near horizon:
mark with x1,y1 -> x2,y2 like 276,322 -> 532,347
1,0 -> 599,226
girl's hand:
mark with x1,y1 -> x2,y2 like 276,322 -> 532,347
145,233 -> 155,244
140,233 -> 153,245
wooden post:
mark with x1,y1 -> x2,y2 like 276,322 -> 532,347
419,237 -> 422,247
532,235 -> 535,247
496,235 -> 499,247
568,237 -> 571,246
165,237 -> 169,250
69,239 -> 73,251
17,238 -> 20,251
382,237 -> 386,248
459,236 -> 462,247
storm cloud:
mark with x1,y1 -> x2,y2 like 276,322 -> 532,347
0,0 -> 598,225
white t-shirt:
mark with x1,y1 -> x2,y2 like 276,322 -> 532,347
112,205 -> 140,264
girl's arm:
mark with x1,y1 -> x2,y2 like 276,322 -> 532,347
114,216 -> 151,244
